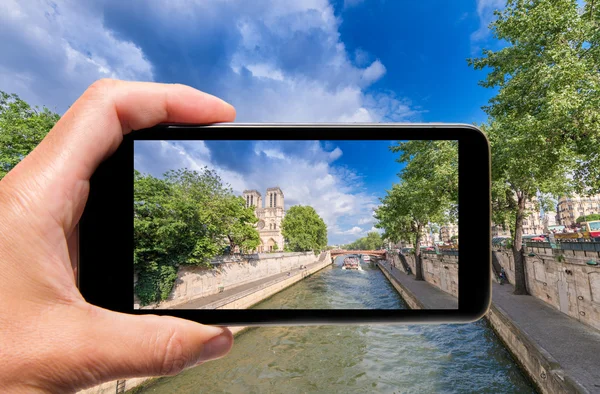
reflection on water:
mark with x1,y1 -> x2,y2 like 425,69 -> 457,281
133,256 -> 535,394
253,256 -> 402,309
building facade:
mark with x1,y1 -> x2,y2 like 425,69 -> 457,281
440,223 -> 459,243
542,211 -> 558,232
491,198 -> 545,236
557,194 -> 600,227
522,200 -> 545,235
492,223 -> 511,237
243,187 -> 285,253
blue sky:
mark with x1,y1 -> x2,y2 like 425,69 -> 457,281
2,0 -> 505,243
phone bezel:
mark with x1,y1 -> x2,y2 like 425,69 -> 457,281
79,123 -> 491,325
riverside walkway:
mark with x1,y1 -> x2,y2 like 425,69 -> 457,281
171,259 -> 329,309
492,282 -> 600,392
378,260 -> 458,309
379,259 -> 600,392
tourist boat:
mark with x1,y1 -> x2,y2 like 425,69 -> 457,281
342,256 -> 362,270
362,255 -> 371,262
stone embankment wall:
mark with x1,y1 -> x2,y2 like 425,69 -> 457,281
398,253 -> 459,298
380,255 -> 575,394
142,251 -> 319,309
494,247 -> 600,331
486,304 -> 580,394
205,253 -> 332,309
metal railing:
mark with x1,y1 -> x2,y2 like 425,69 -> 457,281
422,249 -> 459,256
526,241 -> 600,252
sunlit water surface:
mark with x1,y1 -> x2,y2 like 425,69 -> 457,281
134,256 -> 535,393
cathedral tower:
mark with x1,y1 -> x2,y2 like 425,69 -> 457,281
242,190 -> 262,209
242,187 -> 285,253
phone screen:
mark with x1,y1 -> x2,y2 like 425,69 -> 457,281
132,139 -> 459,311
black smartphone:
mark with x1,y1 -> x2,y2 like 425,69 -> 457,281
78,123 -> 491,326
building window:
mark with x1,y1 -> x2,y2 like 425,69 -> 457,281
274,193 -> 277,207
251,195 -> 254,206
246,195 -> 249,207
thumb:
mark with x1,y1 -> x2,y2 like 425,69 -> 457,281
82,307 -> 233,383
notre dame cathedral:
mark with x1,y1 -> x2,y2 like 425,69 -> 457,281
243,187 -> 285,253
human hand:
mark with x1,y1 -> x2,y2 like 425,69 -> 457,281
0,79 -> 236,393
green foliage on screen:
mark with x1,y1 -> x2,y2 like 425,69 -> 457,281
281,205 -> 327,253
134,167 -> 260,305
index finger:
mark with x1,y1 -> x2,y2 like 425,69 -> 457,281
0,79 -> 236,231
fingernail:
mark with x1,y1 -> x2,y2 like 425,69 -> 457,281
197,330 -> 233,363
201,324 -> 227,338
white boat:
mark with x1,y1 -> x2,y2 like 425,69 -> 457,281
342,256 -> 362,270
362,255 -> 371,261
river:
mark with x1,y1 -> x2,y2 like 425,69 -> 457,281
132,255 -> 535,393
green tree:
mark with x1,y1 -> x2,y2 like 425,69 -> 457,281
469,0 -> 600,194
375,178 -> 449,280
0,91 -> 60,180
375,139 -> 458,280
344,232 -> 384,250
468,0 -> 600,293
134,167 -> 260,305
219,195 -> 260,254
281,205 -> 327,253
391,140 -> 459,210
577,213 -> 600,223
134,170 -> 193,305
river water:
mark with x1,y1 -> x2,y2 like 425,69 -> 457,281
133,256 -> 535,393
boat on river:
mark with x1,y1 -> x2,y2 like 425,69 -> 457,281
342,256 -> 362,270
362,255 -> 371,262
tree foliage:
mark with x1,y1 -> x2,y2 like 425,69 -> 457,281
375,140 -> 458,280
134,167 -> 260,305
391,140 -> 459,210
218,195 -> 260,254
343,231 -> 384,251
468,0 -> 600,294
577,213 -> 600,223
0,91 -> 60,180
281,205 -> 327,253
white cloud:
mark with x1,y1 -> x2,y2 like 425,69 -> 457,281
0,0 -> 154,112
261,149 -> 286,160
361,60 -> 386,85
135,140 -> 381,245
2,0 -> 419,244
369,226 -> 382,233
471,0 -> 504,49
0,0 -> 423,123
329,147 -> 343,162
342,226 -> 363,235
246,63 -> 285,81
222,1 -> 420,123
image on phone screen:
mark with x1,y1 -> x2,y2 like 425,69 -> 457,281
133,139 -> 459,311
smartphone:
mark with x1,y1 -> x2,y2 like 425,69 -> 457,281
78,123 -> 491,326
